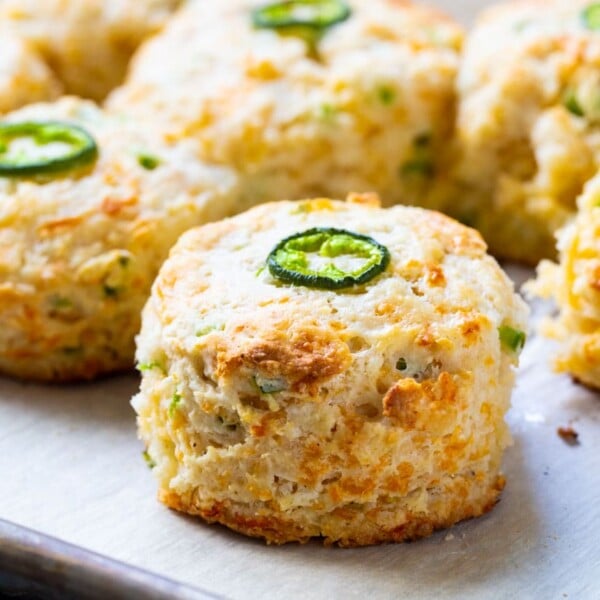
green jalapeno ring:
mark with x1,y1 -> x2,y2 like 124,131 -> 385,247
267,227 -> 391,290
0,121 -> 98,177
582,2 -> 600,30
252,0 -> 351,31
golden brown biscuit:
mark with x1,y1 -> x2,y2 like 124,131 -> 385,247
0,28 -> 61,113
0,0 -> 182,100
108,0 -> 463,213
530,173 -> 600,388
133,194 -> 528,546
449,0 -> 600,263
0,97 -> 238,382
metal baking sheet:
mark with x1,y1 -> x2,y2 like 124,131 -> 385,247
0,518 -> 215,600
1,1 -> 600,598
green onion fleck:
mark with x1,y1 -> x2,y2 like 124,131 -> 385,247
582,3 -> 600,30
142,450 -> 156,469
400,158 -> 435,178
499,325 -> 526,354
291,202 -> 312,214
255,375 -> 288,394
513,19 -> 531,32
137,361 -> 165,374
137,153 -> 161,170
317,103 -> 338,121
563,89 -> 585,117
168,393 -> 182,418
400,133 -> 434,179
377,86 -> 396,106
196,324 -> 223,337
50,296 -> 73,310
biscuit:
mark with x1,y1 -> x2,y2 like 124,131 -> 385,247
450,0 -> 600,263
0,28 -> 61,113
133,194 -> 528,546
530,173 -> 600,388
108,0 -> 463,213
0,0 -> 182,100
0,97 -> 238,382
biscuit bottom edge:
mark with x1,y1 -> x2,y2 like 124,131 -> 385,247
158,475 -> 505,547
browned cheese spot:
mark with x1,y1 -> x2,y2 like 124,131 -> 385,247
382,371 -> 461,433
460,316 -> 486,345
101,195 -> 138,216
37,214 -> 85,236
588,263 -> 600,292
419,211 -> 487,257
426,263 -> 446,287
217,328 -> 351,394
346,192 -> 382,207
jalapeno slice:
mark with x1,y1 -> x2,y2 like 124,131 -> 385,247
267,227 -> 390,290
582,3 -> 600,30
0,121 -> 98,176
252,0 -> 351,32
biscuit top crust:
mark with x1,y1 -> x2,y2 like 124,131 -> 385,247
460,0 -> 600,113
153,196 -> 526,395
0,0 -> 180,37
462,0 -> 600,91
0,97 -> 238,287
0,0 -> 182,100
455,0 -> 600,264
0,28 -> 62,113
108,0 -> 462,137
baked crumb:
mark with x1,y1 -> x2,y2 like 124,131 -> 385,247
557,426 -> 579,446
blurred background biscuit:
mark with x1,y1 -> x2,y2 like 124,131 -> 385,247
0,0 -> 182,100
0,97 -> 238,382
449,0 -> 600,263
0,27 -> 61,113
108,0 -> 463,214
531,173 -> 600,389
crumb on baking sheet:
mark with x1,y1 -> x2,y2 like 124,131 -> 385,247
557,426 -> 579,446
